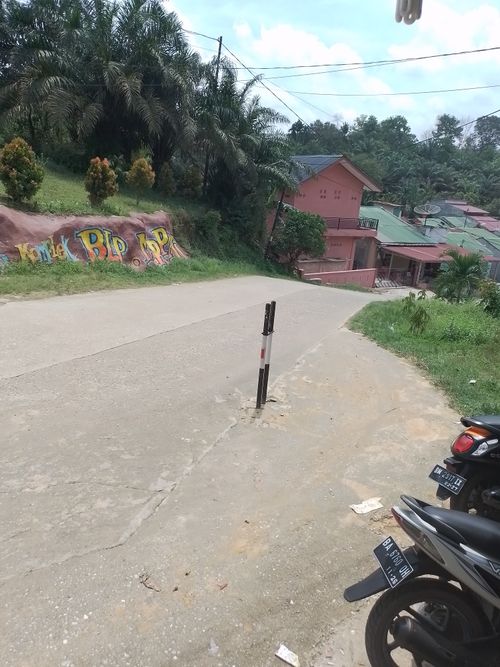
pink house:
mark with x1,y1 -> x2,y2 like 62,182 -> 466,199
274,155 -> 382,286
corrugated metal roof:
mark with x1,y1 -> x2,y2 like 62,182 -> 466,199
360,205 -> 432,245
440,215 -> 477,229
291,154 -> 381,191
471,216 -> 500,232
384,244 -> 467,263
466,228 -> 500,255
418,218 -> 446,228
291,155 -> 342,183
446,231 -> 492,255
448,202 -> 489,215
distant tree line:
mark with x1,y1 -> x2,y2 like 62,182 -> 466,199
288,113 -> 500,218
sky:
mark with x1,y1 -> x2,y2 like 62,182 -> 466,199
168,0 -> 500,137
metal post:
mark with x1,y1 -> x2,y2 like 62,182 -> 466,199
265,190 -> 285,259
256,303 -> 271,410
262,301 -> 276,404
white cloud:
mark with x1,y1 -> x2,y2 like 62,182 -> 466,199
168,0 -> 500,134
234,22 -> 418,124
234,22 -> 252,39
388,1 -> 500,71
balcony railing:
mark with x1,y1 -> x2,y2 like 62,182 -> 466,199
324,217 -> 379,231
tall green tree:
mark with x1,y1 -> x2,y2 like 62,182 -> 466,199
195,60 -> 293,234
0,0 -> 199,162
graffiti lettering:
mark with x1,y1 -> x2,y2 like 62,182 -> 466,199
136,227 -> 174,265
76,228 -> 128,262
15,236 -> 77,263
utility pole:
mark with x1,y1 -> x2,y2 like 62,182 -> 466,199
202,35 -> 223,196
265,189 -> 285,259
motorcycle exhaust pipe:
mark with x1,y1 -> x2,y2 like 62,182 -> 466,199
392,617 -> 454,665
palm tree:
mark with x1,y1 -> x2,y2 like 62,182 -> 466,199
195,60 -> 293,209
434,250 -> 486,303
0,0 -> 198,161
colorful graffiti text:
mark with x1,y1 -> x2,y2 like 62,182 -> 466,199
136,227 -> 174,265
76,228 -> 128,262
15,236 -> 77,263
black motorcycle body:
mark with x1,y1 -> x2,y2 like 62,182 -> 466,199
344,495 -> 500,666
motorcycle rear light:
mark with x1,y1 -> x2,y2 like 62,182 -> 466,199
452,426 -> 491,454
451,434 -> 475,454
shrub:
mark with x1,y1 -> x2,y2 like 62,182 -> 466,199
44,142 -> 88,173
126,157 -> 155,205
171,209 -> 194,247
270,208 -> 326,271
177,165 -> 202,198
402,291 -> 417,314
108,154 -> 128,185
84,157 -> 118,207
0,137 -> 44,202
196,210 -> 222,255
434,250 -> 485,302
480,279 -> 500,318
408,304 -> 430,334
158,162 -> 176,197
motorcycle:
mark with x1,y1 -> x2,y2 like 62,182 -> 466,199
344,495 -> 500,666
429,415 -> 500,519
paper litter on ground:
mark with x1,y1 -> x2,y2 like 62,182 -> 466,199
275,643 -> 300,666
349,497 -> 383,514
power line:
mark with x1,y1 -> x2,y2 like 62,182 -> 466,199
232,44 -> 500,71
182,28 -> 220,43
220,42 -> 307,124
413,107 -> 500,145
284,82 -> 500,98
268,81 -> 340,122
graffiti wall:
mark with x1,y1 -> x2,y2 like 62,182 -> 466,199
0,206 -> 188,268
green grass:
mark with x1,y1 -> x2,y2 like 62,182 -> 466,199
0,256 -> 277,297
350,298 -> 500,415
0,163 -> 203,217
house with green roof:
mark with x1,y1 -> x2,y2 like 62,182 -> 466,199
360,205 -> 471,287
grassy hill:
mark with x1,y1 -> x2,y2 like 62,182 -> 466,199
0,162 -> 203,217
0,163 -> 285,297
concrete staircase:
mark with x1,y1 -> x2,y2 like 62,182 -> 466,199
375,277 -> 403,289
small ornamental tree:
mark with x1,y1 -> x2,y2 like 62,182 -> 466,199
0,137 -> 44,202
127,157 -> 155,205
270,208 -> 326,271
84,157 -> 118,207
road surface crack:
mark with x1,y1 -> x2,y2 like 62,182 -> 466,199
0,418 -> 239,585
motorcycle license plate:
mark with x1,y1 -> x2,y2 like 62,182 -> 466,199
429,464 -> 466,495
374,537 -> 414,588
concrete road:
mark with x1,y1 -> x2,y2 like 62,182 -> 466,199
0,277 -> 458,666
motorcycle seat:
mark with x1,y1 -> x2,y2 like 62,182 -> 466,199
462,415 -> 500,437
426,505 -> 500,560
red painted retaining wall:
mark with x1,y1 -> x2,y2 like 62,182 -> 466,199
0,205 -> 188,268
302,268 -> 376,288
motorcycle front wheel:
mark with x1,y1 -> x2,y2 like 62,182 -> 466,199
365,578 -> 487,667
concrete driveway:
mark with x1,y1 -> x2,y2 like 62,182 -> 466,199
0,277 -> 457,666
